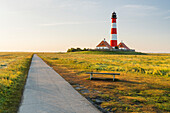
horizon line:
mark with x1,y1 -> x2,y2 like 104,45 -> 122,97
0,50 -> 169,54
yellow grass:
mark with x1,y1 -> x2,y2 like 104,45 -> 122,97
38,52 -> 170,112
0,52 -> 33,113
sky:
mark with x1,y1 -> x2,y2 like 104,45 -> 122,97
0,0 -> 170,53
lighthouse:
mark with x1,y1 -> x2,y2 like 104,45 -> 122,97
95,12 -> 134,51
110,12 -> 117,48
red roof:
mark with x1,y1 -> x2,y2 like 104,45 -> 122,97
96,40 -> 112,49
117,42 -> 130,50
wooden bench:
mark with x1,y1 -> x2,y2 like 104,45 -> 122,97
86,72 -> 120,81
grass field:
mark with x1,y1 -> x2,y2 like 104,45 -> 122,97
0,52 -> 33,113
38,52 -> 170,112
68,50 -> 147,55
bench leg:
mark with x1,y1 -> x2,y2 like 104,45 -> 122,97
90,73 -> 93,80
113,75 -> 115,81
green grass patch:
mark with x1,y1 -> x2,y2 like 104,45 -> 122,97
0,53 -> 33,113
68,50 -> 146,55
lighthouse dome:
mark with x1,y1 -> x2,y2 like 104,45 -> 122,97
112,12 -> 117,19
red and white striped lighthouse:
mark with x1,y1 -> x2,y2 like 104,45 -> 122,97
110,12 -> 117,48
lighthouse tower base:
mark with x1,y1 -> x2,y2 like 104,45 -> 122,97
110,40 -> 117,48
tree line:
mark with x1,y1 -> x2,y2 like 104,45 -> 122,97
67,48 -> 89,52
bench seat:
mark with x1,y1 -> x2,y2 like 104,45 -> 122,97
86,72 -> 120,81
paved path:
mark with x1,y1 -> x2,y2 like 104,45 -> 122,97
18,54 -> 101,113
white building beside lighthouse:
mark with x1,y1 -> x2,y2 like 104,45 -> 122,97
96,38 -> 112,49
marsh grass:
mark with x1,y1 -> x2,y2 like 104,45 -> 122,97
0,53 -> 33,113
38,53 -> 170,112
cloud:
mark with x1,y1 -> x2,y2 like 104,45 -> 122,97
120,4 -> 158,17
167,10 -> 170,13
40,21 -> 109,26
163,10 -> 170,19
164,16 -> 170,19
40,22 -> 82,26
123,5 -> 157,10
56,0 -> 100,10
